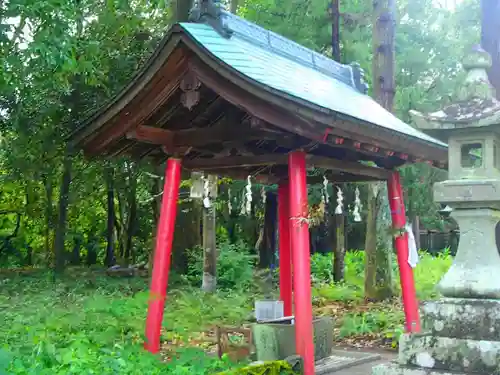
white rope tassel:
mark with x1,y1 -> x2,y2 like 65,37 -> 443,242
245,175 -> 252,215
202,175 -> 211,209
228,188 -> 232,213
240,190 -> 247,216
353,187 -> 362,222
261,187 -> 266,205
335,187 -> 343,215
322,176 -> 330,204
406,223 -> 419,268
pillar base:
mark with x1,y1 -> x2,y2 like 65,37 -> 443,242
437,208 -> 500,299
372,298 -> 500,375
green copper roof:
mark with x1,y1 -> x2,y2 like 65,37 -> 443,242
179,12 -> 446,148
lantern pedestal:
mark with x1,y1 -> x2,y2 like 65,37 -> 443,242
373,299 -> 500,375
437,208 -> 500,299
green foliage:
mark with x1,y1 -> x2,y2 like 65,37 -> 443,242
310,253 -> 334,283
163,288 -> 253,336
310,249 -> 452,349
187,242 -> 257,290
0,271 -> 247,374
218,360 -> 299,375
0,247 -> 453,372
339,309 -> 403,338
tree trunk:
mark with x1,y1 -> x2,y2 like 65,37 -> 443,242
172,0 -> 193,22
53,3 -> 83,274
124,168 -> 138,265
330,2 -> 346,281
333,214 -> 346,282
257,191 -> 278,269
53,154 -> 72,274
86,229 -> 98,266
364,185 -> 378,298
481,0 -> 500,98
70,234 -> 82,265
364,183 -> 394,299
363,0 -> 396,300
372,0 -> 396,110
104,167 -> 116,267
202,175 -> 218,292
330,0 -> 341,62
115,187 -> 126,261
411,216 -> 421,251
374,183 -> 394,298
149,164 -> 163,274
43,175 -> 53,265
230,0 -> 239,14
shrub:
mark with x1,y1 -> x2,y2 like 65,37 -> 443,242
310,253 -> 333,283
187,241 -> 256,290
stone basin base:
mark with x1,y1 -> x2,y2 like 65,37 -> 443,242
251,316 -> 334,362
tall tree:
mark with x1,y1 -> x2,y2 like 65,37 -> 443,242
327,1 -> 347,281
364,0 -> 397,300
53,0 -> 85,274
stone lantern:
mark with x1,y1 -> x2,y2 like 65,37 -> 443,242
373,46 -> 500,375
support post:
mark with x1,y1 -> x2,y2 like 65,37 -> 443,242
144,158 -> 182,353
278,181 -> 293,316
387,170 -> 421,333
288,151 -> 315,375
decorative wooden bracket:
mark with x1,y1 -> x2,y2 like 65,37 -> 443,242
180,72 -> 201,110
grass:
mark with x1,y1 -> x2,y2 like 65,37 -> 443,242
0,271 -> 246,374
0,250 -> 452,373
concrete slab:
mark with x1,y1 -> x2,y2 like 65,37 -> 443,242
315,348 -> 386,375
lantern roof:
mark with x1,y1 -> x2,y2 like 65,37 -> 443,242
411,46 -> 500,138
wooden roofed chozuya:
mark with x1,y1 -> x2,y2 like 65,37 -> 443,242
70,1 -> 447,373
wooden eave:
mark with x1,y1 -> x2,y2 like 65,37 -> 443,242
69,25 -> 447,183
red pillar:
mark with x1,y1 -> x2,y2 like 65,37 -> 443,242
144,158 -> 182,353
278,181 -> 293,317
387,170 -> 421,333
288,151 -> 315,375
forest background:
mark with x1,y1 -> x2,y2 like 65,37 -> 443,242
0,0 -> 499,374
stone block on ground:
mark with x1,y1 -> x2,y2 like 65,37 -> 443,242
372,362 -> 477,375
398,333 -> 500,373
421,298 -> 500,341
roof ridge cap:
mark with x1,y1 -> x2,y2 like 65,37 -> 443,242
214,10 -> 368,93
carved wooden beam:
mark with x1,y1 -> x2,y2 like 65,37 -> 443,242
204,169 -> 280,185
183,152 -> 391,180
126,124 -> 281,151
127,125 -> 174,145
304,154 -> 391,180
183,154 -> 288,170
